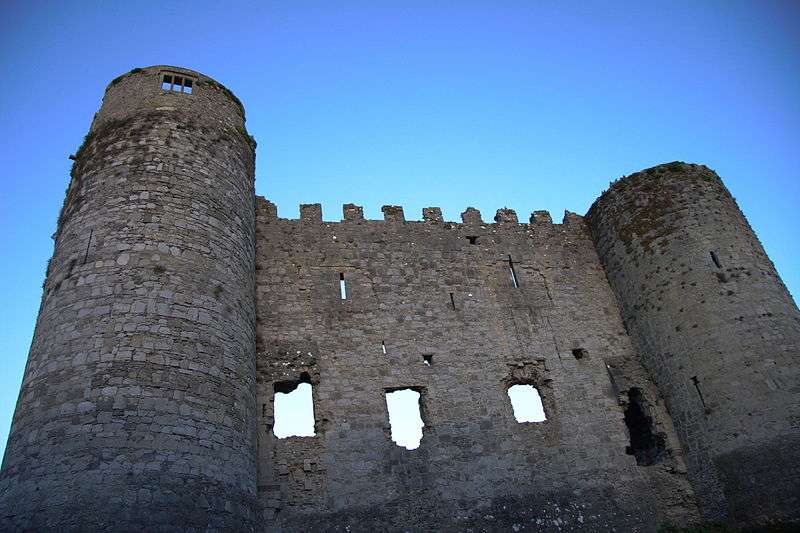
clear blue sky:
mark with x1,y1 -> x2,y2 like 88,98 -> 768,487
1,1 -> 798,457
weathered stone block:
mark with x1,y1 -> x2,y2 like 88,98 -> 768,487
530,210 -> 553,224
343,203 -> 364,221
300,203 -> 322,222
381,205 -> 405,222
461,207 -> 482,224
422,207 -> 443,222
494,208 -> 518,224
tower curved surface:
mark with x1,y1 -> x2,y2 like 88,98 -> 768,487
0,66 -> 258,530
586,162 -> 800,524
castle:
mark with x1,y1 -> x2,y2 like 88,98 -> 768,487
1,65 -> 798,532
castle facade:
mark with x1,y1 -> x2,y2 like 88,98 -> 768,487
1,66 -> 798,531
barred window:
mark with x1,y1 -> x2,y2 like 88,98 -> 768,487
161,73 -> 194,94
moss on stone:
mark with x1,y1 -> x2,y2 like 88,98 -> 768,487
587,162 -> 722,254
107,67 -> 144,89
201,77 -> 246,118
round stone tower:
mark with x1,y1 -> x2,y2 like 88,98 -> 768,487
586,162 -> 800,525
0,66 -> 258,530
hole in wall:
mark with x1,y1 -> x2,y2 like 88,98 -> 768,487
623,387 -> 666,465
273,373 -> 316,439
507,384 -> 546,423
385,388 -> 425,450
422,354 -> 433,366
572,348 -> 588,360
467,236 -> 479,245
710,250 -> 722,269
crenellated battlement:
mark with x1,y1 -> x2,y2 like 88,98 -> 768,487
256,196 -> 583,227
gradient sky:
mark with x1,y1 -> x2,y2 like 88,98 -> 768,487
1,1 -> 798,457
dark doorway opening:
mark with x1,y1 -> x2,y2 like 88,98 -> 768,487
623,388 -> 666,465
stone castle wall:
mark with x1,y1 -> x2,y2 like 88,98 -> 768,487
0,66 -> 798,532
253,201 -> 697,531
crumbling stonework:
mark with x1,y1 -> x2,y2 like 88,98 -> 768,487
0,66 -> 798,532
254,201 -> 699,531
586,163 -> 800,523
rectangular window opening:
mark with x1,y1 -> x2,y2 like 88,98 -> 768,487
710,250 -> 722,269
467,236 -> 479,245
160,72 -> 195,94
422,354 -> 433,366
507,384 -> 546,423
624,387 -> 666,465
508,255 -> 520,288
385,388 -> 425,450
273,375 -> 316,439
381,341 -> 387,355
339,273 -> 347,299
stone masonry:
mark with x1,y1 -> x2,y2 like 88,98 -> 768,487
0,66 -> 798,532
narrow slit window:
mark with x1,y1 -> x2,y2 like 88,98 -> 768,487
273,377 -> 316,439
381,341 -> 387,355
507,384 -> 546,423
508,255 -> 520,288
339,273 -> 347,299
710,250 -> 722,269
449,292 -> 456,310
691,376 -> 710,413
385,388 -> 424,450
83,229 -> 94,264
